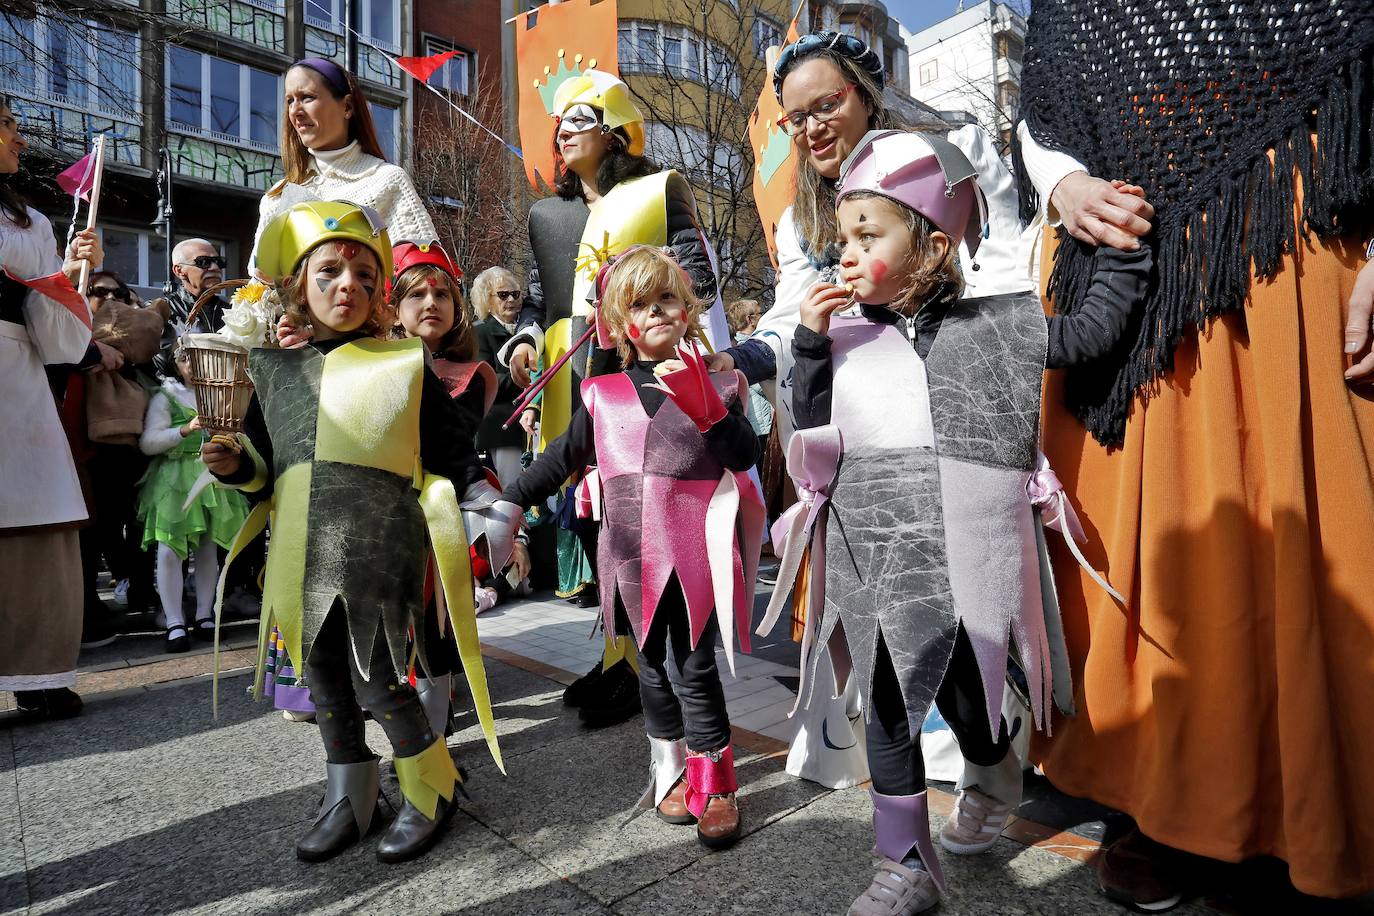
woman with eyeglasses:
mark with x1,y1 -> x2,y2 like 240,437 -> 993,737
470,266 -> 531,491
249,57 -> 434,284
0,93 -> 104,722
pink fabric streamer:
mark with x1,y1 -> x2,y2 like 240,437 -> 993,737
1027,451 -> 1125,603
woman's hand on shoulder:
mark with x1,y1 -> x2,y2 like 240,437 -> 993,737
1345,257 -> 1374,384
1051,173 -> 1154,250
799,282 -> 851,338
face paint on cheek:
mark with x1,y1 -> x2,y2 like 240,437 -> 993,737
316,277 -> 331,293
362,284 -> 376,299
869,258 -> 889,285
627,324 -> 641,339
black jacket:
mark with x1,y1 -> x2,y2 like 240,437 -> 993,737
473,316 -> 526,451
154,283 -> 226,380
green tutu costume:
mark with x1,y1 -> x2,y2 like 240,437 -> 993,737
138,389 -> 249,559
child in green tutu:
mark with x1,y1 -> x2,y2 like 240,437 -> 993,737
137,350 -> 249,653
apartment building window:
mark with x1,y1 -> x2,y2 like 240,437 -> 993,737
166,47 -> 280,151
619,20 -> 741,98
0,15 -> 140,119
919,60 -> 938,86
304,0 -> 397,49
996,33 -> 1024,63
370,101 -> 398,161
421,38 -> 471,96
753,14 -> 783,59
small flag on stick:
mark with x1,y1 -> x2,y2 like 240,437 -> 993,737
55,153 -> 97,201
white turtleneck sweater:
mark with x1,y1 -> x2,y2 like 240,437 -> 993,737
249,141 -> 437,275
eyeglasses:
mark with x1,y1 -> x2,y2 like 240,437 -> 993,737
494,290 -> 522,302
776,84 -> 856,136
90,285 -> 132,303
181,255 -> 227,270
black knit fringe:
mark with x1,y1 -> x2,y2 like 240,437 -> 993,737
1025,50 -> 1374,448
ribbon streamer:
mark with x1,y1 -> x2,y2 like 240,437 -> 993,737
1026,452 -> 1126,604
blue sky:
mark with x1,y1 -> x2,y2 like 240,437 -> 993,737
886,1 -> 1031,35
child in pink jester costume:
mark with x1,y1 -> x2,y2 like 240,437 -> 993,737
496,246 -> 764,849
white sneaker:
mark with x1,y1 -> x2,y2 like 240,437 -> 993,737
281,709 -> 315,722
848,858 -> 941,915
939,786 -> 1013,854
475,586 -> 498,615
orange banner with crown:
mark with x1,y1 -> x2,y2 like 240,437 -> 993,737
748,14 -> 802,268
513,0 -> 620,192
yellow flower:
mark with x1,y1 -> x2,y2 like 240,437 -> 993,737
230,280 -> 269,307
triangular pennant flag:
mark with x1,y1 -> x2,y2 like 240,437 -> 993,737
395,50 -> 461,84
3,269 -> 92,328
55,153 -> 96,201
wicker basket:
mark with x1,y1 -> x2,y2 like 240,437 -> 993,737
178,279 -> 255,438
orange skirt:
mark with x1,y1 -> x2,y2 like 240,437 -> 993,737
1032,210 -> 1374,897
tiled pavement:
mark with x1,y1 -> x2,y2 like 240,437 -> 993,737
2,590 -> 1369,915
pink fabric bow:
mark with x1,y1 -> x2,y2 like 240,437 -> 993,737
755,425 -> 843,718
1027,451 -> 1124,603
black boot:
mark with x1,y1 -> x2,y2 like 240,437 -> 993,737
578,661 -> 642,729
14,688 -> 83,723
375,793 -> 458,863
378,738 -> 462,863
561,660 -> 605,708
297,759 -> 382,863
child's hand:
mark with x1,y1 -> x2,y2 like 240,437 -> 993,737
201,439 -> 242,476
519,407 -> 538,437
509,343 -> 537,387
277,313 -> 312,349
180,416 -> 202,437
510,541 -> 531,582
799,282 -> 852,337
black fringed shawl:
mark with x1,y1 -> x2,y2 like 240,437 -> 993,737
1014,1 -> 1374,447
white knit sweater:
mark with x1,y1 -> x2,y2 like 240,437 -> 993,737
249,141 -> 437,274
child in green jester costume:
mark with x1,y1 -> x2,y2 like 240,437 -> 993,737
203,201 -> 516,864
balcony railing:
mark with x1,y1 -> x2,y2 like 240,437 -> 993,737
4,92 -> 142,165
167,128 -> 282,192
166,0 -> 287,54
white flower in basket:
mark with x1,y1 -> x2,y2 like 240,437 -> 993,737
218,280 -> 283,351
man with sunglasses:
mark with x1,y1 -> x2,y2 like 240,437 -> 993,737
153,238 -> 229,380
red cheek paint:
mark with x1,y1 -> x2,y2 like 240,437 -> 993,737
869,258 -> 889,285
628,324 -> 641,339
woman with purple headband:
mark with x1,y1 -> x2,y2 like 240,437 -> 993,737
248,58 -> 437,722
248,58 -> 435,281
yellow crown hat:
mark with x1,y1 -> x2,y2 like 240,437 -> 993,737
552,69 -> 646,157
254,200 -> 393,284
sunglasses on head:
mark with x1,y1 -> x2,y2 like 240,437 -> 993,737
91,284 -> 132,303
183,255 -> 227,270
494,290 -> 522,302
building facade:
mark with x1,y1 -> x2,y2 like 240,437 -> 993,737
0,0 -> 414,293
904,0 -> 1026,155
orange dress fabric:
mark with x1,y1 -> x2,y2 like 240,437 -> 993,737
1032,195 -> 1374,898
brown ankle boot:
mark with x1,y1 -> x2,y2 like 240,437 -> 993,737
685,745 -> 741,850
695,792 -> 741,849
657,777 -> 695,825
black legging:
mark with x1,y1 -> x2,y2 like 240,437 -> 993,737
307,604 -> 435,764
633,581 -> 731,753
866,625 -> 1010,796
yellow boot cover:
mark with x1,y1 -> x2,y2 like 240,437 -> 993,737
394,737 -> 461,820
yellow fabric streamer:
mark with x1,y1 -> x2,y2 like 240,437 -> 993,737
212,499 -> 270,718
393,736 -> 461,820
419,472 -> 505,773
